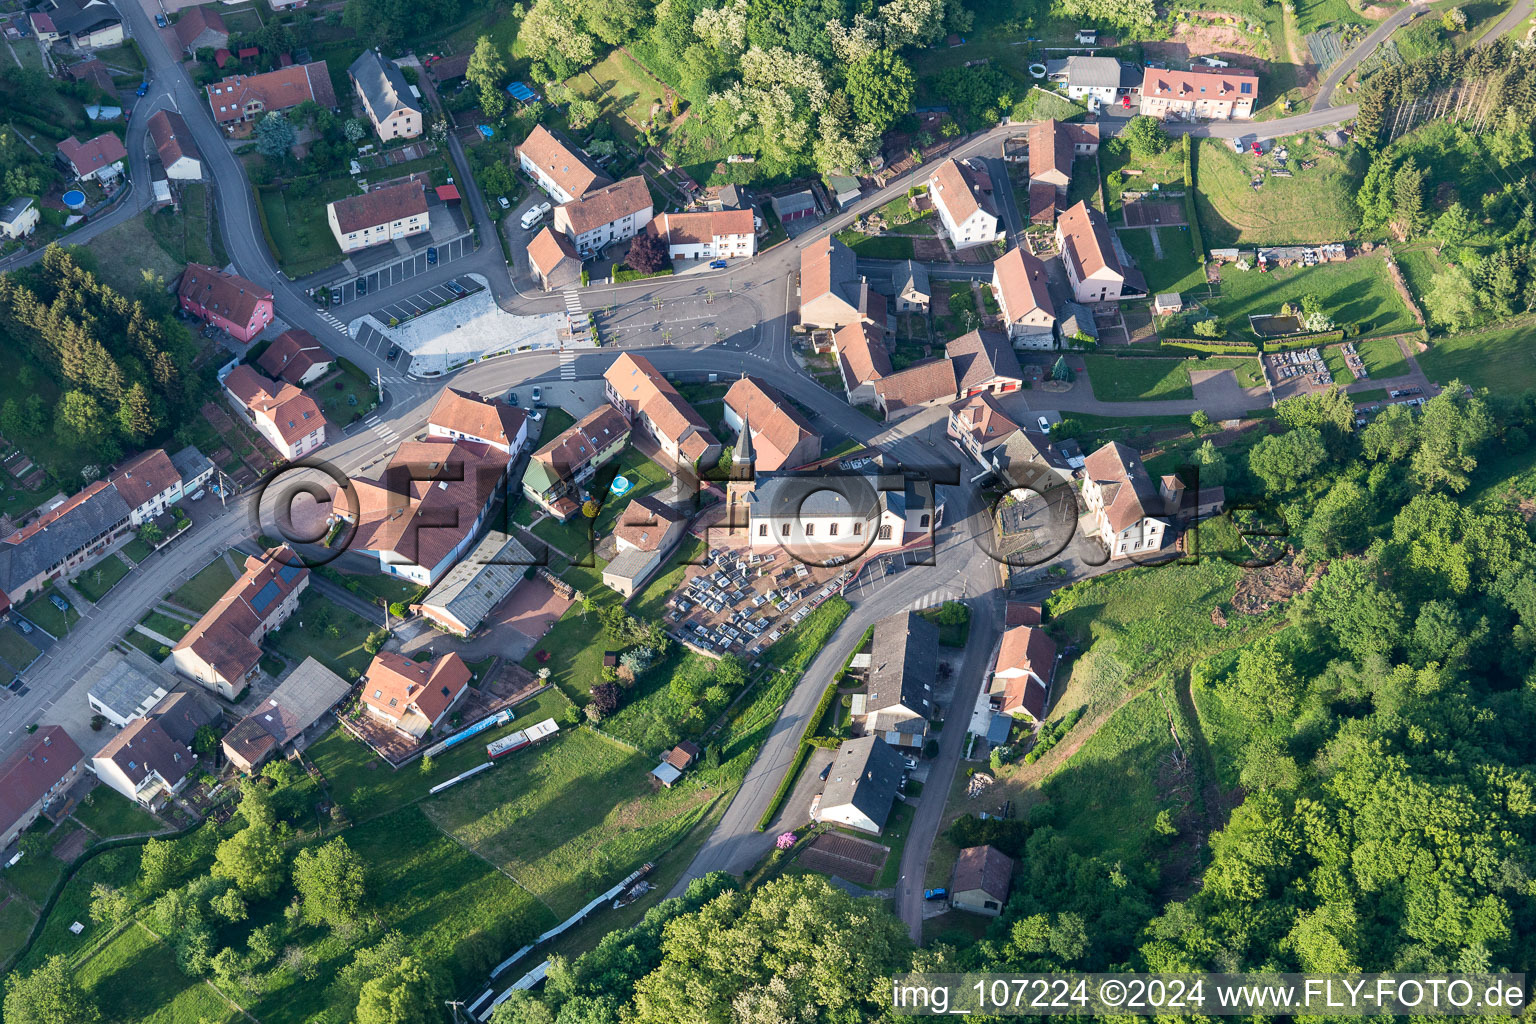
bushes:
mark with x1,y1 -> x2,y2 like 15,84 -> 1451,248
1023,706 -> 1086,764
1182,135 -> 1206,263
756,742 -> 813,831
1262,330 -> 1346,351
1160,338 -> 1261,354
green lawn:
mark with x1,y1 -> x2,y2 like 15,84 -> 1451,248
120,537 -> 154,563
81,200 -> 186,296
1419,321 -> 1536,394
12,844 -> 141,974
139,611 -> 190,641
71,788 -> 163,838
629,536 -> 706,621
423,727 -> 717,917
533,448 -> 675,560
309,689 -> 574,823
264,592 -> 377,682
1082,355 -> 1262,401
19,586 -> 79,637
1101,138 -> 1184,224
519,566 -> 616,698
258,186 -> 345,278
579,48 -> 671,126
0,895 -> 35,966
317,566 -> 420,606
2,824 -> 78,903
833,230 -> 915,260
169,557 -> 236,614
1116,226 -> 1206,296
77,923 -> 242,1024
1394,246 -> 1445,308
0,625 -> 41,672
1356,334 -> 1411,379
1211,255 -> 1416,340
307,366 -> 380,429
1194,137 -> 1362,248
1292,0 -> 1367,33
123,630 -> 172,662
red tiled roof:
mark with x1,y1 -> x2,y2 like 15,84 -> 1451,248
928,157 -> 993,224
427,388 -> 526,449
0,726 -> 82,837
205,62 -> 336,125
108,448 -> 179,511
604,353 -> 718,457
329,179 -> 427,234
57,132 -> 127,175
342,440 -> 506,571
1084,441 -> 1160,534
558,176 -> 651,236
834,321 -> 891,390
994,248 -> 1055,326
1029,119 -> 1074,183
516,124 -> 610,198
532,405 -> 629,479
526,226 -> 579,278
223,365 -> 326,445
723,376 -> 817,471
178,262 -> 272,328
1057,200 -> 1123,283
173,547 -> 309,684
361,651 -> 470,726
257,328 -> 333,385
1144,67 -> 1258,101
147,109 -> 199,170
174,5 -> 226,50
649,208 -> 754,245
874,359 -> 958,413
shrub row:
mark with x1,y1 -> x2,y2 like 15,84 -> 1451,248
1160,338 -> 1260,354
756,741 -> 813,831
1023,706 -> 1087,764
1262,330 -> 1346,351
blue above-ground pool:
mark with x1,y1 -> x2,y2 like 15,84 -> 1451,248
609,475 -> 634,497
62,190 -> 86,211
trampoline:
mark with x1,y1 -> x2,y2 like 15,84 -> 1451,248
609,475 -> 634,497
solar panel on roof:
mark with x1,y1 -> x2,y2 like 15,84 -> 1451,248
277,564 -> 303,584
250,579 -> 282,613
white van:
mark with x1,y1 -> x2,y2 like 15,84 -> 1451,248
520,201 -> 552,230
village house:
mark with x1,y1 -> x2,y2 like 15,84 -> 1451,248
1081,441 -> 1168,558
57,132 -> 126,182
852,611 -> 935,748
516,124 -> 611,205
553,176 -> 653,255
985,428 -> 1076,494
359,651 -> 472,739
348,49 -> 423,141
169,547 -> 310,699
926,158 -> 1001,250
334,439 -> 507,586
327,178 -> 429,253
109,448 -> 188,526
831,321 -> 892,407
526,227 -> 582,291
173,5 -> 226,55
221,657 -> 350,774
92,716 -> 194,808
799,236 -> 887,330
893,260 -> 930,313
222,365 -> 328,460
0,197 -> 39,240
426,387 -> 528,469
872,329 -> 1024,417
951,845 -> 1014,916
1057,200 -> 1139,303
87,660 -> 169,729
990,623 -> 1058,721
1140,67 -> 1258,121
147,110 -> 202,180
31,0 -> 122,49
257,329 -> 334,387
731,458 -> 938,557
205,63 -> 337,130
602,494 -> 690,598
815,736 -> 904,835
0,727 -> 84,851
414,531 -> 534,636
603,353 -> 721,468
992,247 -> 1057,348
722,375 -> 820,472
646,208 -> 757,261
1047,55 -> 1142,110
178,263 -> 274,342
521,405 -> 631,520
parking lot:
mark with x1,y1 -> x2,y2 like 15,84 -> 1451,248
328,233 -> 474,307
351,275 -> 486,364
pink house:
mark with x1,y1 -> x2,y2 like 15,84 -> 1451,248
177,263 -> 273,343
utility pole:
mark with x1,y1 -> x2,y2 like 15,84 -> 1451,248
376,366 -> 384,406
445,1000 -> 466,1024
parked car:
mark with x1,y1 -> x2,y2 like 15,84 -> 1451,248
330,287 -> 343,305
923,888 -> 948,901
1037,416 -> 1051,433
16,619 -> 32,634
531,385 -> 542,403
506,390 -> 519,406
136,80 -> 149,97
447,281 -> 468,297
355,277 -> 368,296
497,196 -> 510,209
387,345 -> 401,361
527,411 -> 542,422
49,594 -> 69,613
819,762 -> 832,781
903,757 -> 919,771
154,12 -> 167,26
709,259 -> 728,269
426,246 -> 438,265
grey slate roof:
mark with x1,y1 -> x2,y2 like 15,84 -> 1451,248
772,190 -> 817,217
821,736 -> 903,832
418,530 -> 533,633
170,445 -> 214,485
44,0 -> 121,37
88,660 -> 167,720
896,259 -> 929,299
0,486 -> 132,597
0,196 -> 34,223
148,690 -> 221,747
866,611 -> 936,718
1064,56 -> 1126,89
348,49 -> 421,125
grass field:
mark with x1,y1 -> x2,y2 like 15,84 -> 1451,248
170,557 -> 236,613
140,610 -> 191,640
1192,673 -> 1249,789
264,593 -> 376,681
1116,226 -> 1206,295
0,895 -> 35,966
78,923 -> 242,1024
834,230 -> 916,260
121,537 -> 154,563
520,561 -> 619,700
71,553 -> 132,603
83,208 -> 186,295
1292,0 -> 1368,33
0,625 -> 41,672
124,630 -> 171,661
2,826 -> 75,903
145,184 -> 220,269
1101,139 -> 1184,224
1394,246 -> 1445,309
19,586 -> 79,637
309,689 -> 573,822
1194,137 -> 1361,248
1419,321 -> 1536,394
423,727 -> 716,917
1038,679 -> 1193,863
71,789 -> 162,838
13,844 -> 141,974
259,186 -> 345,278
1082,355 -> 1263,401
579,49 -> 670,127
1356,334 -> 1411,379
1212,255 -> 1416,339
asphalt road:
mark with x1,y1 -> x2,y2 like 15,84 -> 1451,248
1312,3 -> 1429,111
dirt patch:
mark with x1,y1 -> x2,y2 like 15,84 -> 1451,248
1121,199 -> 1186,227
1145,21 -> 1271,69
797,831 -> 888,886
490,576 -> 572,645
1230,554 -> 1325,615
52,827 -> 90,863
912,236 -> 948,261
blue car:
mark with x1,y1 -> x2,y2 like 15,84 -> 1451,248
709,259 -> 728,269
924,888 -> 948,901
136,81 -> 149,97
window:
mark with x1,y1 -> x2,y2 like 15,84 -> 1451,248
804,523 -> 814,536
878,525 -> 892,540
919,514 -> 930,529
1240,82 -> 1253,94
854,522 -> 863,535
781,523 -> 790,536
758,524 -> 767,537
829,523 -> 839,536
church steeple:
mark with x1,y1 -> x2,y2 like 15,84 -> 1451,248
732,407 -> 754,476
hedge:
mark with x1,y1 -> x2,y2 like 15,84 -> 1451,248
756,740 -> 813,831
1262,330 -> 1346,351
1161,338 -> 1260,354
1182,136 -> 1206,264
807,679 -> 841,739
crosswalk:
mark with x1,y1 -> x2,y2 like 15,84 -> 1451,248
316,310 -> 348,334
364,415 -> 399,445
558,350 -> 578,381
377,375 -> 409,385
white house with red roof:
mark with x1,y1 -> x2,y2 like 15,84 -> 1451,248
0,727 -> 83,850
990,624 -> 1057,722
1140,67 -> 1258,121
991,248 -> 1057,348
222,365 -> 328,460
257,329 -> 333,386
57,132 -> 126,182
926,158 -> 1001,250
647,209 -> 756,261
1056,201 -> 1131,304
425,388 -> 528,468
360,651 -> 471,739
1081,441 -> 1168,558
